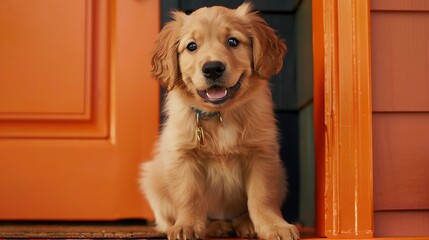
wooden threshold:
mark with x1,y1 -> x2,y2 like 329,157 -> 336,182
2,221 -> 428,239
0,220 -> 163,239
0,221 -> 316,239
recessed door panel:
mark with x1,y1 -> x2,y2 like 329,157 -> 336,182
0,0 -> 159,220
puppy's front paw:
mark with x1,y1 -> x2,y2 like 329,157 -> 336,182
167,222 -> 205,240
257,222 -> 300,240
206,220 -> 234,237
233,215 -> 256,238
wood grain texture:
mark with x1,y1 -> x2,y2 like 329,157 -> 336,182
371,0 -> 429,11
0,222 -> 164,239
374,211 -> 429,237
373,114 -> 429,210
371,0 -> 429,237
0,222 -> 316,239
313,0 -> 373,237
371,10 -> 429,112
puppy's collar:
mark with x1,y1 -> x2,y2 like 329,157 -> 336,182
191,107 -> 221,120
191,107 -> 223,145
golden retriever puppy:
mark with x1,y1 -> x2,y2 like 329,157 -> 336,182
140,2 -> 299,240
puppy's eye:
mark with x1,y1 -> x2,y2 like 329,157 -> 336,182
186,42 -> 197,52
228,38 -> 240,47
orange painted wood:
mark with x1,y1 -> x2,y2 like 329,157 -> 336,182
312,0 -> 326,236
373,114 -> 429,211
374,210 -> 429,237
0,0 -> 159,220
0,0 -> 109,139
371,0 -> 429,237
0,0 -> 89,117
313,0 -> 373,238
371,0 -> 429,11
306,238 -> 429,240
371,7 -> 429,112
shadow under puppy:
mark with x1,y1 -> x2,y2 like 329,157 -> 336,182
140,2 -> 299,240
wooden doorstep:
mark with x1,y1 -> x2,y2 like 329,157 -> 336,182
1,221 -> 428,239
0,221 -> 163,239
0,221 -> 316,239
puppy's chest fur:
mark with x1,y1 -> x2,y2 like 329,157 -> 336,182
203,118 -> 241,152
192,118 -> 250,218
202,151 -> 248,219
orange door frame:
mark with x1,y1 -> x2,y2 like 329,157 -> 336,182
313,0 -> 374,238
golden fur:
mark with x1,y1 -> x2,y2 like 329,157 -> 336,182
140,3 -> 299,240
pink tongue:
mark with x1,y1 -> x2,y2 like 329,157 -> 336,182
206,88 -> 227,99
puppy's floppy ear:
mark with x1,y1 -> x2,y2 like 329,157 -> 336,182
151,11 -> 185,91
238,3 -> 287,79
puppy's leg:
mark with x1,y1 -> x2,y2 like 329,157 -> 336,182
246,156 -> 300,240
167,160 -> 207,240
140,162 -> 174,233
232,213 -> 256,238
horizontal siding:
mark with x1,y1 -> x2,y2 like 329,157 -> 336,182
371,11 -> 429,112
372,0 -> 429,237
373,113 -> 429,211
374,210 -> 429,237
372,0 -> 429,11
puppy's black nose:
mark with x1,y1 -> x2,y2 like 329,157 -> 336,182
202,61 -> 225,80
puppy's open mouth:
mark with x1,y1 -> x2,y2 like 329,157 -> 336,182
196,75 -> 244,104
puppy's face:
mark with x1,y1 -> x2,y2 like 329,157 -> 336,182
152,3 -> 286,110
178,8 -> 252,107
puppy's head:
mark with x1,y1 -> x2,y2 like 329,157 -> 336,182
151,2 -> 286,110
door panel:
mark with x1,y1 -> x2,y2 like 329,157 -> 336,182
0,0 -> 159,220
0,0 -> 89,116
0,0 -> 108,138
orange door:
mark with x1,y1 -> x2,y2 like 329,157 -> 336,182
0,0 -> 159,220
